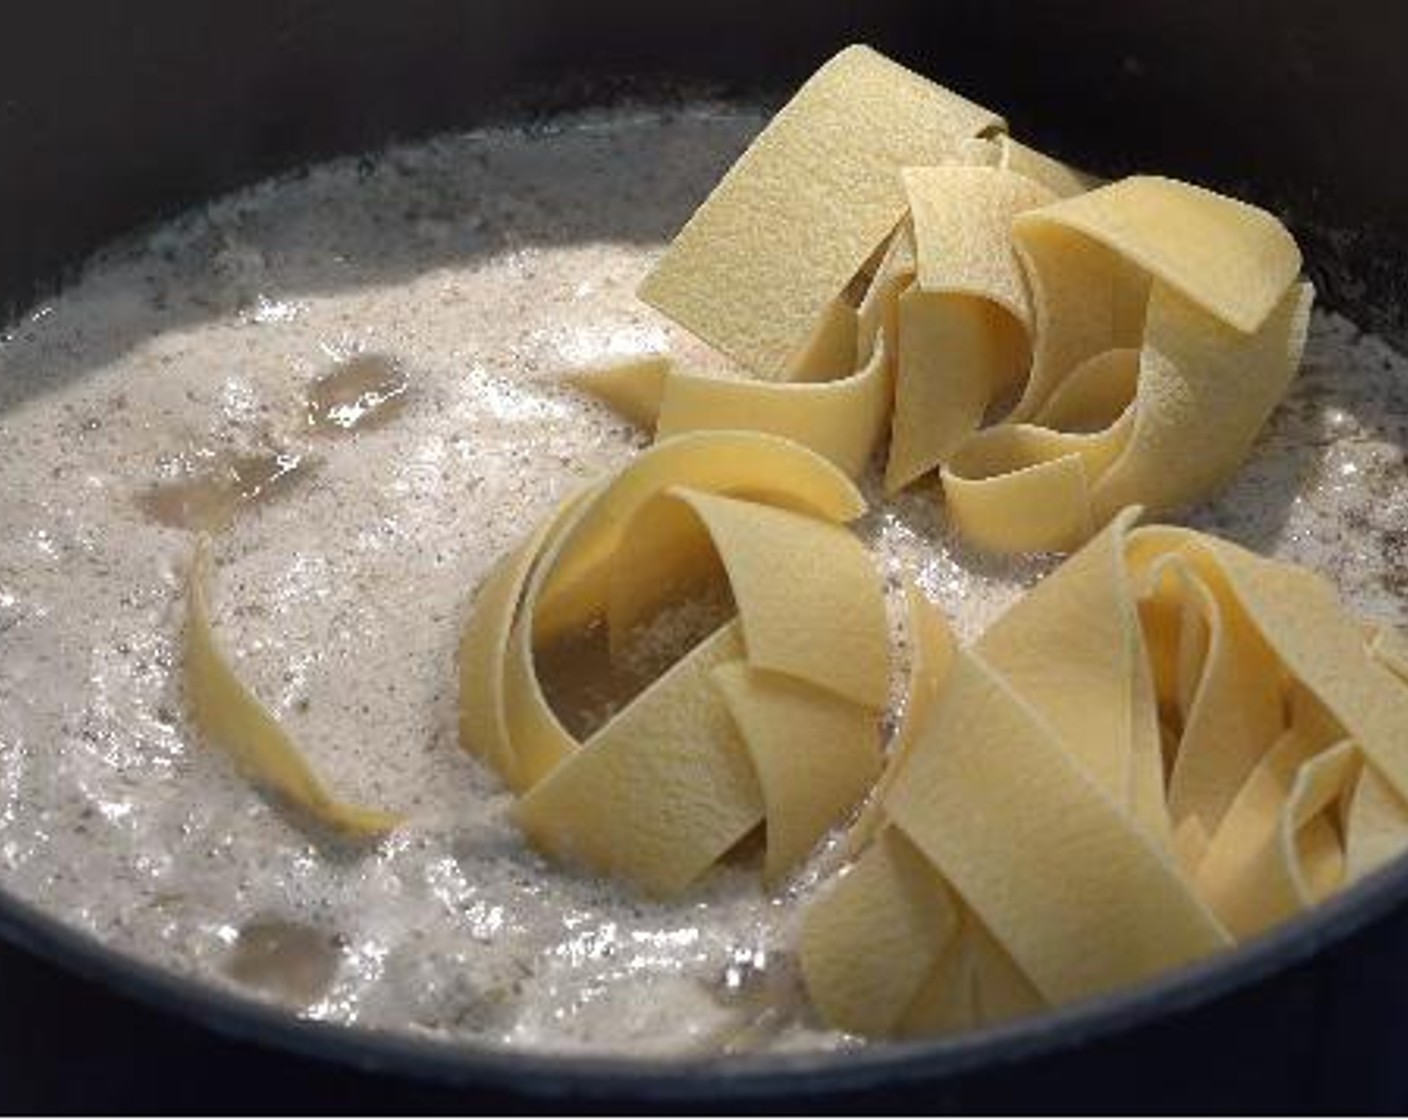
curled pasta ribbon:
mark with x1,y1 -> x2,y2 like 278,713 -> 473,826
568,313 -> 892,479
457,431 -> 890,897
586,46 -> 1311,555
577,45 -> 1005,481
802,509 -> 1408,1037
183,540 -> 400,838
942,179 -> 1311,552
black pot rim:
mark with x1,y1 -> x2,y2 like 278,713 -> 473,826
2,840 -> 1406,1102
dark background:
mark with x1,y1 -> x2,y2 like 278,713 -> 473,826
3,0 -> 1408,1111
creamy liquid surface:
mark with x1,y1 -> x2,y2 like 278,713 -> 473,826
0,107 -> 1405,1056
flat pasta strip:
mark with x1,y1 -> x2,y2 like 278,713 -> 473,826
1204,536 -> 1408,801
798,826 -> 960,1037
848,580 -> 955,853
974,508 -> 1165,837
1345,764 -> 1408,883
656,344 -> 890,478
884,166 -> 1052,492
996,135 -> 1094,199
638,45 -> 1001,378
534,430 -> 867,641
1369,624 -> 1408,684
567,356 -> 668,429
514,623 -> 763,898
940,420 -> 1125,553
1021,176 -> 1302,333
1195,727 -> 1345,939
904,165 -> 1049,318
458,486 -> 597,788
884,648 -> 1228,1006
713,662 -> 881,885
1135,547 -> 1285,835
955,133 -> 1094,199
1008,220 -> 1150,423
505,436 -> 873,802
184,541 -> 399,838
459,430 -> 890,896
802,513 -> 1408,1037
857,222 -> 917,366
787,295 -> 864,382
608,487 -> 890,708
895,933 -> 978,1037
567,307 -> 891,479
1088,281 -> 1312,522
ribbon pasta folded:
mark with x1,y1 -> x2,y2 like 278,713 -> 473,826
942,185 -> 1311,552
583,46 -> 1312,556
802,510 -> 1408,1037
457,431 -> 890,896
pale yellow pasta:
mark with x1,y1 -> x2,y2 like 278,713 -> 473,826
638,45 -> 1001,378
534,430 -> 867,642
799,826 -> 959,1037
904,165 -> 1050,318
884,166 -> 1052,492
954,134 -> 1094,199
1023,176 -> 1302,334
1196,727 -> 1344,939
1008,218 -> 1151,422
885,648 -> 1228,1006
1370,623 -> 1408,683
802,512 -> 1408,1037
465,48 -> 1380,1039
895,933 -> 977,1036
567,356 -> 667,429
1200,534 -> 1408,799
184,541 -> 399,838
458,487 -> 597,788
996,135 -> 1094,199
941,178 -> 1311,553
654,337 -> 891,477
606,47 -> 1313,555
848,581 -> 955,853
608,487 -> 890,708
1134,548 -> 1285,835
459,430 -> 889,896
899,906 -> 1046,1035
857,222 -> 916,366
514,623 -> 763,898
505,436 -> 873,803
713,662 -> 881,885
786,296 -> 864,382
975,508 -> 1167,842
1088,281 -> 1312,523
567,307 -> 892,478
1345,765 -> 1408,883
941,427 -> 1105,553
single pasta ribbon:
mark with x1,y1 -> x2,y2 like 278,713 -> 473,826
183,539 -> 400,838
456,431 -> 891,897
802,509 -> 1408,1037
568,317 -> 892,479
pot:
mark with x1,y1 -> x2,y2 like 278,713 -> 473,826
2,0 -> 1407,1110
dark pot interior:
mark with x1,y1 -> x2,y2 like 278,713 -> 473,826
2,0 -> 1408,1110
